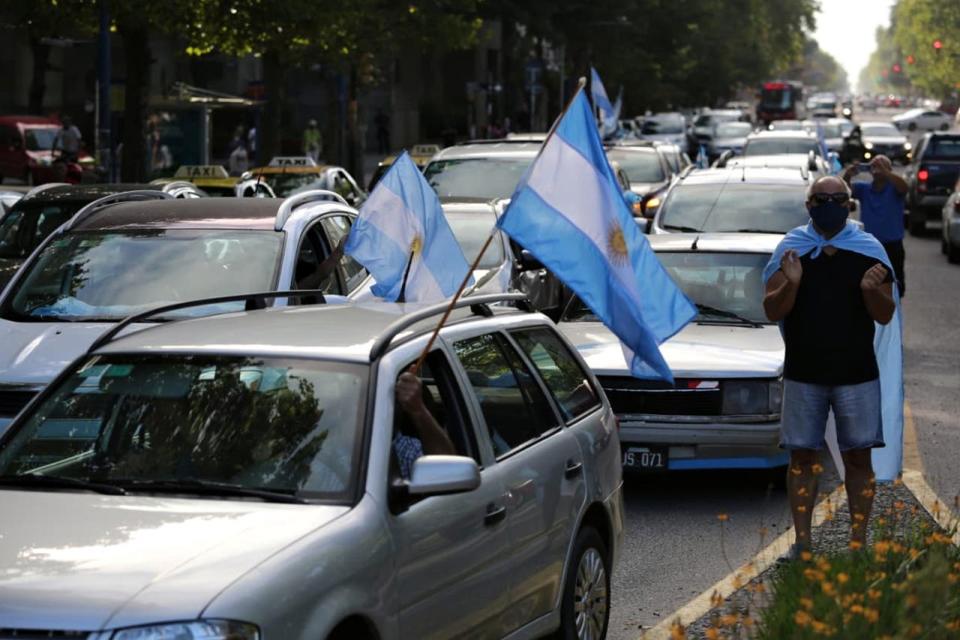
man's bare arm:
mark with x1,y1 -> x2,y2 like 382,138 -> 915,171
861,264 -> 895,325
763,249 -> 802,322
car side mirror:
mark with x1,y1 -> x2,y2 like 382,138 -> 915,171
407,455 -> 480,496
518,249 -> 545,271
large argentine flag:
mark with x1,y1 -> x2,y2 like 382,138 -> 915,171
498,89 -> 696,382
590,67 -> 619,138
344,151 -> 471,302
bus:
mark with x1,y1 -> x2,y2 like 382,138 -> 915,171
757,81 -> 805,125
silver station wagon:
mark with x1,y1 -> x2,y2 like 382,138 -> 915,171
0,293 -> 623,640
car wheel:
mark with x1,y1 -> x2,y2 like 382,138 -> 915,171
557,527 -> 610,640
909,214 -> 926,236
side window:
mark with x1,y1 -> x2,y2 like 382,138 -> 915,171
392,352 -> 477,481
510,328 -> 601,422
319,215 -> 367,292
293,225 -> 341,295
454,333 -> 558,458
0,126 -> 10,147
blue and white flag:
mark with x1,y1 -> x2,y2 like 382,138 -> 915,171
498,88 -> 696,382
762,222 -> 904,481
590,67 -> 619,138
344,151 -> 471,302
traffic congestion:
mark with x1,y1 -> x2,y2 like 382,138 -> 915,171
2,1 -> 960,639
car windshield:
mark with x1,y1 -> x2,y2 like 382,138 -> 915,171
564,251 -> 771,324
24,128 -> 57,151
0,354 -> 367,501
642,117 -> 684,135
659,184 -> 808,233
803,122 -> 843,137
716,123 -> 753,138
928,137 -> 960,158
262,173 -> 321,197
446,215 -> 505,270
770,121 -> 803,131
0,202 -> 81,260
861,124 -> 900,137
607,150 -> 665,183
5,229 -> 282,322
424,158 -> 533,199
743,137 -> 819,156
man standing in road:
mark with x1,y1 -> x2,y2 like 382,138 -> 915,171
52,116 -> 82,163
763,175 -> 897,558
304,119 -> 323,163
843,155 -> 908,296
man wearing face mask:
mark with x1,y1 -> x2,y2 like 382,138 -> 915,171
842,155 -> 908,296
763,175 -> 897,559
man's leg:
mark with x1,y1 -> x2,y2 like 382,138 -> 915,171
788,448 -> 821,550
841,448 -> 875,546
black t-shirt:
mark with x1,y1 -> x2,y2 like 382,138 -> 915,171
783,248 -> 891,385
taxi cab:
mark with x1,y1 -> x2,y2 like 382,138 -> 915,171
368,144 -> 440,190
244,157 -> 365,205
151,165 -> 275,198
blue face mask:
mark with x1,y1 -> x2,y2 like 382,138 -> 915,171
809,201 -> 848,234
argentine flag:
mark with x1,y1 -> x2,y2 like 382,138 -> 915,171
498,88 -> 696,382
344,151 -> 471,302
590,67 -> 619,138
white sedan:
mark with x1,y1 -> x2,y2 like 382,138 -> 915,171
893,108 -> 952,133
559,233 -> 788,474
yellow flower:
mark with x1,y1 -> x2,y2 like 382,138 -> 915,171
720,614 -> 738,627
864,608 -> 879,623
853,512 -> 865,522
849,540 -> 863,551
796,486 -> 808,496
867,589 -> 882,601
669,621 -> 687,640
906,595 -> 918,608
732,573 -> 744,589
822,582 -> 836,597
790,465 -> 803,476
795,610 -> 812,627
800,597 -> 814,610
704,627 -> 721,640
945,620 -> 960,632
797,505 -> 808,513
812,463 -> 824,474
811,620 -> 832,635
717,513 -> 729,522
837,572 -> 850,585
801,550 -> 813,562
742,615 -> 754,629
849,604 -> 865,615
894,500 -> 906,510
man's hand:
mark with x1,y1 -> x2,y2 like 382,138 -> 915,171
861,263 -> 888,291
869,155 -> 893,176
396,369 -> 426,415
781,249 -> 803,285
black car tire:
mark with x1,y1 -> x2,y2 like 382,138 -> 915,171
556,526 -> 610,640
909,213 -> 926,236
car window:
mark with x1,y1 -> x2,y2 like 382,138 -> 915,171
743,138 -> 819,156
392,352 -> 478,480
424,158 -> 533,200
294,225 -> 340,295
927,138 -> 960,159
510,328 -> 600,422
454,333 -> 558,458
0,355 -> 367,500
319,215 -> 368,292
660,183 -> 809,233
6,229 -> 283,321
860,124 -> 900,137
606,150 -> 665,183
716,123 -> 752,137
446,215 -> 505,270
24,128 -> 56,151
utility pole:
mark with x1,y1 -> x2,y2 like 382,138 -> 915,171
97,0 -> 112,179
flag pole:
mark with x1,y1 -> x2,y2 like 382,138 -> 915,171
412,77 -> 588,374
396,250 -> 415,304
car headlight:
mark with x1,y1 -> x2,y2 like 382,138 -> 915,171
904,142 -> 912,150
111,620 -> 259,640
722,380 -> 782,416
864,142 -> 874,150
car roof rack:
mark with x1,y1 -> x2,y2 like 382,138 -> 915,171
24,182 -> 70,198
63,190 -> 174,231
369,292 -> 529,361
275,189 -> 349,231
86,289 -> 330,355
679,164 -> 697,178
456,138 -> 543,146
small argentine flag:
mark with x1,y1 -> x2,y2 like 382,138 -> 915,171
344,151 -> 472,302
591,67 -> 619,138
498,86 -> 696,382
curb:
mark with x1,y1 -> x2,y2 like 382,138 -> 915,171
638,483 -> 847,640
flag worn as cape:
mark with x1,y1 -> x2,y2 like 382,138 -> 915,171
763,221 -> 904,481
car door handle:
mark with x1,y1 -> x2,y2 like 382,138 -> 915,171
565,460 -> 583,479
484,503 -> 507,527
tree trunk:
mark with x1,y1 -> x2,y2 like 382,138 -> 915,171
120,22 -> 150,182
28,37 -> 51,114
260,50 -> 284,161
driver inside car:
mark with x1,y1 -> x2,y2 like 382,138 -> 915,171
393,368 -> 456,479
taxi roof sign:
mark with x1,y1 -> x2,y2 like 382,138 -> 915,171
174,165 -> 230,179
268,156 -> 318,168
411,144 -> 440,156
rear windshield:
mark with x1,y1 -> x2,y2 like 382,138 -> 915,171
424,158 -> 532,200
861,124 -> 900,138
447,215 -> 505,270
606,150 -> 665,183
642,117 -> 684,135
5,229 -> 282,322
743,138 -> 819,156
716,123 -> 753,138
659,183 -> 808,234
926,137 -> 960,159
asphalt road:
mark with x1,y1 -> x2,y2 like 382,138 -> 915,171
605,105 -> 953,639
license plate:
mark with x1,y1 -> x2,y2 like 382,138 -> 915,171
622,446 -> 668,471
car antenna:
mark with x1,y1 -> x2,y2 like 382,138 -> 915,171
691,235 -> 700,251
741,167 -> 746,182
